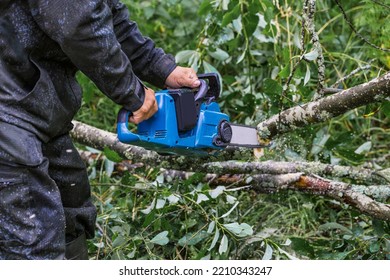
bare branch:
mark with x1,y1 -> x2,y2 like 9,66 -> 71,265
334,0 -> 390,52
204,160 -> 390,185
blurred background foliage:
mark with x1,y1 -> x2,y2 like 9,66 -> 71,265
75,0 -> 389,260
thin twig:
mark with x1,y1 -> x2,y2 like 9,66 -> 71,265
334,0 -> 390,52
369,0 -> 390,9
331,64 -> 372,88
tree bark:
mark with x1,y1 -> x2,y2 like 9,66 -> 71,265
203,161 -> 390,185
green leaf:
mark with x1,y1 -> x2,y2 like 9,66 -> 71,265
226,194 -> 237,204
203,61 -> 219,74
239,223 -> 254,237
140,199 -> 156,215
264,7 -> 274,23
209,227 -> 220,251
196,193 -> 209,204
221,4 -> 241,27
259,0 -> 274,12
381,101 -> 390,118
335,146 -> 365,164
112,235 -> 127,248
243,13 -> 259,37
278,64 -> 291,78
237,48 -> 247,64
354,141 -> 372,155
319,251 -> 350,260
372,219 -> 386,237
290,237 -> 315,257
262,244 -> 273,260
223,222 -> 253,237
111,250 -> 126,260
198,0 -> 212,16
178,231 -> 208,246
127,248 -> 136,259
224,222 -> 241,235
219,234 -> 229,254
103,147 -> 122,162
263,78 -> 283,96
220,202 -> 239,218
150,231 -> 169,246
104,159 -> 115,177
155,198 -> 166,209
181,218 -> 198,230
208,48 -> 230,61
319,222 -> 353,235
311,127 -> 330,155
222,0 -> 230,10
209,186 -> 225,198
207,221 -> 216,234
303,49 -> 319,61
121,173 -> 138,186
304,64 -> 311,85
175,50 -> 197,64
369,241 -> 381,253
167,194 -> 180,204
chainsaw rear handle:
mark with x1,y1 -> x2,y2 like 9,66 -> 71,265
197,73 -> 221,100
117,78 -> 208,124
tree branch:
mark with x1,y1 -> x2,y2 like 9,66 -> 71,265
303,0 -> 326,97
203,160 -> 390,185
70,120 -> 253,170
257,71 -> 390,140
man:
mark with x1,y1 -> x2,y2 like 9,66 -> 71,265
0,0 -> 200,259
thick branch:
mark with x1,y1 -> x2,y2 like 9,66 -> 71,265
290,175 -> 390,221
78,151 -> 390,198
71,121 -> 163,164
257,72 -> 390,140
70,121 -> 253,170
204,160 -> 390,185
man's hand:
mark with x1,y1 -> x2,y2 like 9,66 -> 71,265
129,87 -> 158,124
165,66 -> 200,88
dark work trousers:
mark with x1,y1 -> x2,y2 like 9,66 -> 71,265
0,121 -> 96,259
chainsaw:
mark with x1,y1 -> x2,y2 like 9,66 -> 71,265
117,73 -> 263,156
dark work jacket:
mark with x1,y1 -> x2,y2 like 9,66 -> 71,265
0,0 -> 176,141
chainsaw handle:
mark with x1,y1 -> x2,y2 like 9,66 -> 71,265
194,79 -> 207,102
117,107 -> 131,123
117,80 -> 206,122
117,108 -> 140,143
197,73 -> 221,100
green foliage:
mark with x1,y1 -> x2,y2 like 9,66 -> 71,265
75,0 -> 390,260
87,161 -> 389,260
88,167 -> 258,260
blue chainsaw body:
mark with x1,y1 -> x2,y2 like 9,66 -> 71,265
117,74 -> 231,156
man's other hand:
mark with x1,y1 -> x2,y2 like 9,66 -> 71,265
129,87 -> 158,124
165,66 -> 200,88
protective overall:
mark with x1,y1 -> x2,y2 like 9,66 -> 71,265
0,0 -> 176,259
